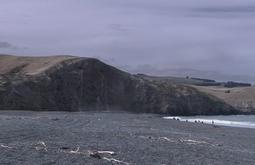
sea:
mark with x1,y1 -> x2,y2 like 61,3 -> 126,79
163,115 -> 255,129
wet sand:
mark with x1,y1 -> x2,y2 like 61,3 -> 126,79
0,111 -> 254,165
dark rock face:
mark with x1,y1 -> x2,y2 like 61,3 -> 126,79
0,56 -> 237,115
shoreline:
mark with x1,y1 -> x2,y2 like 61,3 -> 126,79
163,115 -> 255,129
0,111 -> 255,164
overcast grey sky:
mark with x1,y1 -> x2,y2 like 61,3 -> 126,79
1,0 -> 255,76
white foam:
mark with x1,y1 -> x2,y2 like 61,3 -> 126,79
163,116 -> 255,129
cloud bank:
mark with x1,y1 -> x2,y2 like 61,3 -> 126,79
0,0 -> 255,77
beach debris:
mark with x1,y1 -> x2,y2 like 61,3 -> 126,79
0,144 -> 13,149
51,117 -> 60,121
139,135 -> 215,147
97,150 -> 116,156
140,136 -> 177,143
69,147 -> 83,154
35,141 -> 48,151
88,150 -> 117,158
102,157 -> 130,165
180,139 -> 209,145
62,147 -> 130,164
69,147 -> 79,153
60,146 -> 71,150
159,137 -> 175,143
89,150 -> 131,164
62,147 -> 89,156
88,150 -> 103,159
139,135 -> 157,141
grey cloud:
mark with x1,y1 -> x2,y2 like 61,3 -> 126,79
194,6 -> 255,13
190,6 -> 255,18
0,41 -> 16,49
0,0 -> 255,81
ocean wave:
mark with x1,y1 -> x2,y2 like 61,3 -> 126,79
163,116 -> 255,129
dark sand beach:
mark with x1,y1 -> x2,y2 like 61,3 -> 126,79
0,111 -> 254,165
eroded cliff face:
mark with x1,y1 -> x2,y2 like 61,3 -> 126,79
0,55 -> 237,115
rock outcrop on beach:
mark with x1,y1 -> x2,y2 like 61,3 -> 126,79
0,54 -> 237,115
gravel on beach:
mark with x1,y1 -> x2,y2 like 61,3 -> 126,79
0,111 -> 254,165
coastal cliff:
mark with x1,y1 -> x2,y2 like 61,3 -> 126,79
0,55 -> 237,115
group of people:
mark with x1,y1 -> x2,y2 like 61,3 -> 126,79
171,117 -> 215,125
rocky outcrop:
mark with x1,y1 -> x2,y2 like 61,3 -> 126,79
0,55 -> 238,115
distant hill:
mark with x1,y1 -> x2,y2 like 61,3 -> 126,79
135,74 -> 219,86
136,73 -> 255,114
124,65 -> 255,84
136,74 -> 251,87
0,54 -> 237,115
194,86 -> 255,114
